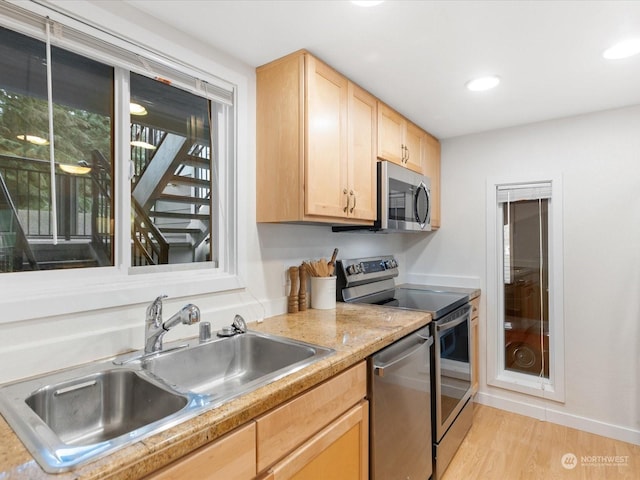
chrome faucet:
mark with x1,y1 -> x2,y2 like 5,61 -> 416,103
144,295 -> 201,354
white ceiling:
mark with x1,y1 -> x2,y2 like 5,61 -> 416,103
124,0 -> 640,139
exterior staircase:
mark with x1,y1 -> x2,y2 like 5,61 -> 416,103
0,124 -> 210,271
0,151 -> 112,272
131,128 -> 211,266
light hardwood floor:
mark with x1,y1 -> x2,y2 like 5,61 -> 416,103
442,404 -> 640,480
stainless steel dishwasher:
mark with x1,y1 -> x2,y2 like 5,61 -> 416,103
369,325 -> 434,480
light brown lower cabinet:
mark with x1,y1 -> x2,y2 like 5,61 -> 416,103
145,362 -> 367,480
260,401 -> 368,480
470,296 -> 480,395
255,362 -> 366,472
145,422 -> 256,480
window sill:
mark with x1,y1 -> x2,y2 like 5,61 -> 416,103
0,267 -> 244,323
489,372 -> 564,403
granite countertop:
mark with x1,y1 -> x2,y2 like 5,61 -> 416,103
0,302 -> 431,479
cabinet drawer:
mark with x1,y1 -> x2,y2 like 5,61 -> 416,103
262,401 -> 368,480
256,362 -> 366,472
146,422 -> 256,480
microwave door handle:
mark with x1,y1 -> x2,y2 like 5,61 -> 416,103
425,185 -> 431,224
414,183 -> 429,227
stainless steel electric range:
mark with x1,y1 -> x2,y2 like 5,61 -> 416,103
337,255 -> 474,480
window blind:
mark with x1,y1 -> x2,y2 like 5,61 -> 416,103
497,182 -> 552,203
0,1 -> 235,105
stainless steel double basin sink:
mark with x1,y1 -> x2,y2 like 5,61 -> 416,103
0,331 -> 334,473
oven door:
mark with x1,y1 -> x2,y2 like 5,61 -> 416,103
434,304 -> 472,439
379,161 -> 431,232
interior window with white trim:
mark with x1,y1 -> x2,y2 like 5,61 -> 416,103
0,25 -> 114,272
488,177 -> 564,401
0,7 -> 236,280
129,73 -> 215,267
499,183 -> 549,377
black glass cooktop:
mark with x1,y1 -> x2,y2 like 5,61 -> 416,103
375,288 -> 468,320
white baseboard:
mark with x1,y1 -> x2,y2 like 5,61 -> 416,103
475,391 -> 640,446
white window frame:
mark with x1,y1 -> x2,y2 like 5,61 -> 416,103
0,3 -> 240,323
486,173 -> 565,402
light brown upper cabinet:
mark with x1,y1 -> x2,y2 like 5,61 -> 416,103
422,132 -> 441,229
378,102 -> 441,227
257,50 -> 376,224
378,102 -> 426,174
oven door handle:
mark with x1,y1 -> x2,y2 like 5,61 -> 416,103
436,314 -> 469,332
373,336 -> 433,377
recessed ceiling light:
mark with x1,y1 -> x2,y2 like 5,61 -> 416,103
130,102 -> 148,116
465,75 -> 501,92
130,140 -> 157,150
602,38 -> 640,59
351,1 -> 384,6
59,163 -> 92,175
16,134 -> 49,145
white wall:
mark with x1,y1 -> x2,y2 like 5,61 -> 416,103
2,0 -> 639,448
406,105 -> 640,444
0,1 -> 407,385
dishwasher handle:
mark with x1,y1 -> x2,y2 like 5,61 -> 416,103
374,335 -> 433,377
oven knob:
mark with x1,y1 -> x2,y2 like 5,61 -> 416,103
356,263 -> 364,273
384,259 -> 397,269
347,264 -> 356,275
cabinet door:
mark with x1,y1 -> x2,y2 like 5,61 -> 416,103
256,362 -> 366,473
470,297 -> 480,395
305,56 -> 349,218
264,401 -> 368,480
377,102 -> 403,165
256,52 -> 305,222
423,132 -> 441,228
146,422 -> 256,480
347,83 -> 377,221
404,121 -> 425,174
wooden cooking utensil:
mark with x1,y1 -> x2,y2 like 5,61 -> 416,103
327,248 -> 339,276
288,266 -> 299,313
298,264 -> 307,311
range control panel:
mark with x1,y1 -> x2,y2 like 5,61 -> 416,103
337,255 -> 399,288
344,257 -> 398,275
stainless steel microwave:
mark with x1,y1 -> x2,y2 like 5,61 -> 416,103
333,160 -> 432,233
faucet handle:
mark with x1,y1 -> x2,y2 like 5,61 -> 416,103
232,314 -> 247,334
147,294 -> 167,322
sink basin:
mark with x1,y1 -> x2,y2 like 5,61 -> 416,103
143,331 -> 334,401
0,330 -> 333,473
0,367 -> 192,472
25,369 -> 188,446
